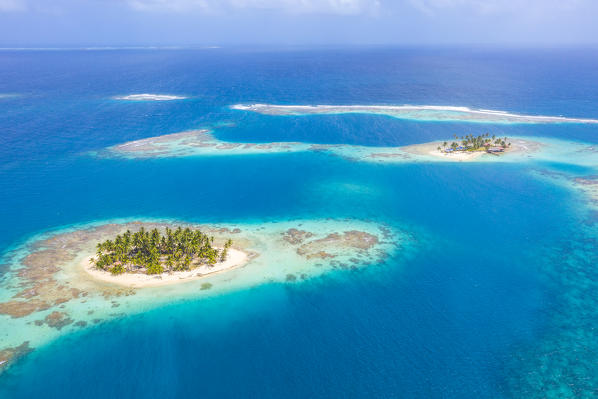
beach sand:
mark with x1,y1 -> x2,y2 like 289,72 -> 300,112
82,248 -> 249,288
399,138 -> 544,162
402,141 -> 487,161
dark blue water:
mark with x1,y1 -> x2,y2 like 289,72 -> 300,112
1,48 -> 598,398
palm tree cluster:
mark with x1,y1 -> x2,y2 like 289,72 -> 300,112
92,227 -> 233,275
438,133 -> 511,152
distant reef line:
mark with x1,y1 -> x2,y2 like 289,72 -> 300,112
231,103 -> 598,125
114,94 -> 188,101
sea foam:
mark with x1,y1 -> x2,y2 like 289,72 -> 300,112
231,104 -> 598,125
115,94 -> 187,101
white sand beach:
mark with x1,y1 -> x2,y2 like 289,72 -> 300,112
82,247 -> 249,288
402,141 -> 489,161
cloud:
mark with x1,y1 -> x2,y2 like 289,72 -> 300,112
408,0 -> 585,16
127,0 -> 380,15
0,0 -> 26,11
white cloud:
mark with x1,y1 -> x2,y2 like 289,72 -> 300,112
127,0 -> 380,15
409,0 -> 585,15
0,0 -> 26,11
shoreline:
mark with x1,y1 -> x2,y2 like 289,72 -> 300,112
81,247 -> 250,288
395,137 -> 548,163
402,141 -> 488,161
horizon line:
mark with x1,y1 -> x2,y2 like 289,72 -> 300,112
2,43 -> 598,51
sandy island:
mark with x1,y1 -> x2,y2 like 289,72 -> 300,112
0,219 -> 404,373
405,142 -> 487,161
82,247 -> 249,288
399,137 -> 543,162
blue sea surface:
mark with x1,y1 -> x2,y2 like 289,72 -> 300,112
1,47 -> 598,398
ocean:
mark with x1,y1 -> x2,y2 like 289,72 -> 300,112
0,47 -> 597,398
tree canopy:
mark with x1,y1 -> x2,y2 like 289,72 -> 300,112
91,227 -> 233,275
443,133 -> 511,151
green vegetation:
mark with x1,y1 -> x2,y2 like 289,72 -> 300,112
440,133 -> 511,152
91,227 -> 233,275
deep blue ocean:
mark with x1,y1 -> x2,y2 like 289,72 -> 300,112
1,47 -> 598,398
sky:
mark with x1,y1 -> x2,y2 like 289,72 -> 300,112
0,0 -> 597,46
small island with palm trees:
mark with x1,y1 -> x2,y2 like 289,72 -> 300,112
88,227 -> 245,286
399,133 -> 520,162
437,133 -> 511,154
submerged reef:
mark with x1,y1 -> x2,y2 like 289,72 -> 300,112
0,219 -> 407,373
99,128 -> 598,170
573,177 -> 598,211
103,129 -> 307,159
504,215 -> 598,397
0,342 -> 32,372
500,171 -> 598,397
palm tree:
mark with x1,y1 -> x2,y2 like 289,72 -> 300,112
220,248 -> 228,263
94,226 -> 234,275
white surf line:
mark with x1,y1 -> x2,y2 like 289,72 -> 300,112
231,104 -> 598,124
115,94 -> 187,101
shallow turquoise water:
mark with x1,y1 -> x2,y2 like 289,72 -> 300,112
1,47 -> 598,398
